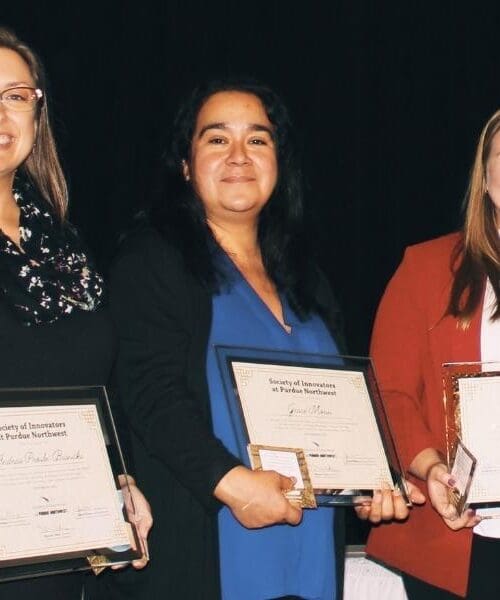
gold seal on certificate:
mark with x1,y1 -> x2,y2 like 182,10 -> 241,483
0,386 -> 145,582
444,361 -> 500,506
216,346 -> 408,506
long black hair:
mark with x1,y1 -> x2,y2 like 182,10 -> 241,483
150,78 -> 320,319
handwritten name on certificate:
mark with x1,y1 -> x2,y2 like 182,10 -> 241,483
232,362 -> 393,490
0,405 -> 130,561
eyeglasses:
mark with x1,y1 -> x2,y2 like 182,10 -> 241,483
0,87 -> 43,112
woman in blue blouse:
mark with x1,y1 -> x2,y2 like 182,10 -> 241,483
107,79 -> 417,600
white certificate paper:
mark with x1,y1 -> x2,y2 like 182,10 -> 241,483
257,448 -> 305,489
458,375 -> 500,503
232,361 -> 394,490
0,404 -> 130,562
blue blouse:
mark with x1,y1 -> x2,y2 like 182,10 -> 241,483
206,255 -> 339,600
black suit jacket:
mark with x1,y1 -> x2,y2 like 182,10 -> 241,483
100,226 -> 346,600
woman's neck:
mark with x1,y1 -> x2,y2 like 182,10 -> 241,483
0,174 -> 21,246
207,218 -> 260,263
0,173 -> 16,211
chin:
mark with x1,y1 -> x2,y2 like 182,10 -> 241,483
224,201 -> 257,212
224,196 -> 268,212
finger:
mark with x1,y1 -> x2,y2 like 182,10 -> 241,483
409,488 -> 426,505
278,474 -> 296,492
368,490 -> 382,523
380,487 -> 395,520
465,510 -> 482,528
440,473 -> 456,488
284,504 -> 303,525
392,489 -> 410,520
136,515 -> 154,539
429,466 -> 455,488
355,505 -> 371,520
450,508 -> 481,529
131,556 -> 149,569
436,502 -> 459,521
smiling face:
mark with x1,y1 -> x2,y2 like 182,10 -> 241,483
0,47 -> 37,187
185,91 -> 278,224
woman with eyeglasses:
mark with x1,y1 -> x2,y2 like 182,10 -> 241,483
0,26 -> 152,600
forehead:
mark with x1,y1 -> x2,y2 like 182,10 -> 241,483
194,91 -> 271,129
489,127 -> 500,149
0,47 -> 34,88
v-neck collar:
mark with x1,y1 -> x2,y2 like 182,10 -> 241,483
219,250 -> 294,335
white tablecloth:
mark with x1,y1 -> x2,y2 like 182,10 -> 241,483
343,547 -> 408,600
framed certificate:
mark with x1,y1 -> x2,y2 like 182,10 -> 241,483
216,346 -> 409,506
0,386 -> 144,582
444,361 -> 500,505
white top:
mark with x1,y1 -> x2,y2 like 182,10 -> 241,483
474,277 -> 500,536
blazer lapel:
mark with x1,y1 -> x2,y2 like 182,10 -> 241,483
449,291 -> 483,363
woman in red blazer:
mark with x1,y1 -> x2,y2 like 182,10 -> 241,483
366,109 -> 500,599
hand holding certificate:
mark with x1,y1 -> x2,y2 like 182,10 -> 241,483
214,464 -> 302,528
216,346 -> 409,506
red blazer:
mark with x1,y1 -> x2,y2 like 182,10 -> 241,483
366,232 -> 483,597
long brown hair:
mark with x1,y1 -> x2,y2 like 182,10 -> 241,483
0,27 -> 68,221
448,110 -> 500,323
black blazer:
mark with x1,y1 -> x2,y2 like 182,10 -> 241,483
99,226 -> 346,600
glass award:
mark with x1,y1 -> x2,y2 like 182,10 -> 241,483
0,386 -> 145,582
444,361 -> 500,506
216,346 -> 409,506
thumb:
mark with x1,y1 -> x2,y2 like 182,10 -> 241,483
284,502 -> 303,525
278,474 -> 297,491
409,487 -> 426,505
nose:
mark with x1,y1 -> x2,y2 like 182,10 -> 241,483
226,139 -> 250,165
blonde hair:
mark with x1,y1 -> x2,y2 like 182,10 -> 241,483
0,27 -> 68,220
448,110 -> 500,322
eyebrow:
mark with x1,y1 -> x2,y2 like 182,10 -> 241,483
2,81 -> 35,89
197,122 -> 275,139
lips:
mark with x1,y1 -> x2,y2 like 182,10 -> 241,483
221,176 -> 255,183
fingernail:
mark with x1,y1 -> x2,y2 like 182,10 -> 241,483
448,478 -> 456,487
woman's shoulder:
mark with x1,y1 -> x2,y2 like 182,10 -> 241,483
115,221 -> 173,257
113,221 -> 187,273
111,221 -> 207,305
405,231 -> 461,263
390,232 -> 461,300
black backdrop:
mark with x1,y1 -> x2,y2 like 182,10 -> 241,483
3,0 -> 500,545
3,1 -> 500,353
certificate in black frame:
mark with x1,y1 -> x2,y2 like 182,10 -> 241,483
215,345 -> 409,507
0,385 -> 143,582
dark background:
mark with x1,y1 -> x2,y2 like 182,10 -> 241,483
2,0 -> 500,541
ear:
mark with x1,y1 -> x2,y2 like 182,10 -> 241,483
182,159 -> 190,182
